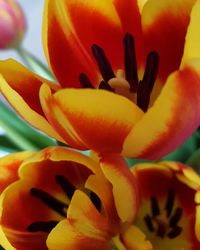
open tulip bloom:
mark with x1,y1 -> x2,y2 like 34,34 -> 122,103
0,149 -> 199,249
1,0 -> 200,249
0,147 -> 138,250
0,0 -> 200,159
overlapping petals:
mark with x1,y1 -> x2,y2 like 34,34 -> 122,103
0,0 -> 200,159
0,147 -> 138,250
0,151 -> 33,250
131,162 -> 200,250
43,0 -> 144,88
48,161 -> 200,249
47,155 -> 141,250
0,151 -> 32,193
0,61 -> 64,142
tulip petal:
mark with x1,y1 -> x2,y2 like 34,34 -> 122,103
43,0 -> 125,88
47,219 -> 110,250
39,84 -> 89,150
137,0 -> 148,13
0,226 -> 15,250
85,174 -> 120,233
100,155 -> 139,223
47,190 -> 110,250
195,192 -> 200,241
111,0 -> 144,66
67,190 -> 110,237
182,0 -> 200,64
123,60 -> 200,159
0,61 -> 63,142
0,151 -> 32,193
19,146 -> 99,177
142,0 -> 196,83
40,85 -> 144,153
121,225 -> 153,250
0,59 -> 57,115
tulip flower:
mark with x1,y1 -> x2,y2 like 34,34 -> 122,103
47,161 -> 200,250
0,147 -> 138,249
1,0 -> 200,159
0,0 -> 26,49
129,162 -> 200,250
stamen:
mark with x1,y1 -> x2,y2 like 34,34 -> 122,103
124,33 -> 138,92
145,189 -> 183,239
55,175 -> 76,200
144,214 -> 155,232
151,196 -> 160,217
30,188 -> 67,217
79,73 -> 94,88
167,226 -> 182,239
99,80 -> 114,92
137,51 -> 159,112
169,207 -> 182,227
90,191 -> 101,212
91,44 -> 115,83
165,189 -> 175,217
27,220 -> 58,233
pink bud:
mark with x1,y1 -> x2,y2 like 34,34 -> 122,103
0,0 -> 26,49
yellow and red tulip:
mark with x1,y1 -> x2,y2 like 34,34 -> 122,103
1,0 -> 200,159
0,147 -> 138,250
47,161 -> 200,250
129,162 -> 200,250
0,0 -> 26,49
0,150 -> 199,249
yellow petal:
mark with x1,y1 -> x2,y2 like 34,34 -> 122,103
182,0 -> 200,65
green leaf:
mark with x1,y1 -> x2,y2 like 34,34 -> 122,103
0,100 -> 57,151
126,157 -> 148,168
185,148 -> 200,173
0,134 -> 21,152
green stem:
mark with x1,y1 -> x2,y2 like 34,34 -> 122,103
16,46 -> 32,69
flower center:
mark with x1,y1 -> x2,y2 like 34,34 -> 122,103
144,189 -> 183,239
27,174 -> 101,233
79,33 -> 159,112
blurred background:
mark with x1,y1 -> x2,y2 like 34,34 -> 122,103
0,1 -> 46,156
0,0 -> 46,64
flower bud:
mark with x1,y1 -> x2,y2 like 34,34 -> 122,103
0,0 -> 26,49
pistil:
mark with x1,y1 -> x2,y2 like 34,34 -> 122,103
144,189 -> 183,239
79,33 -> 159,112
